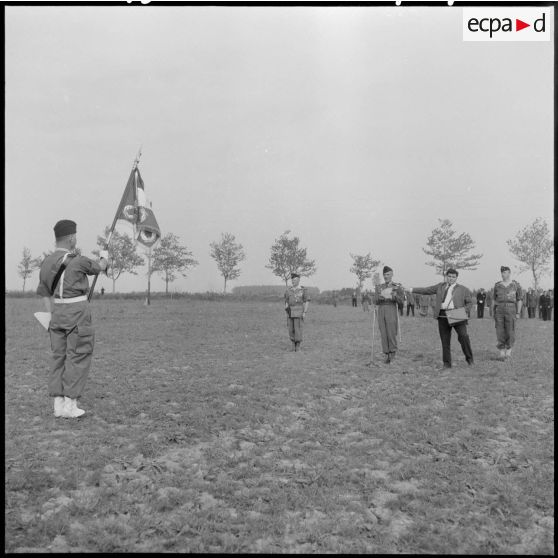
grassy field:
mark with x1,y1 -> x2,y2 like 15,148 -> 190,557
5,297 -> 554,553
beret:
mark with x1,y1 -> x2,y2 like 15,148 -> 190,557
291,272 -> 300,279
500,266 -> 510,272
54,219 -> 76,239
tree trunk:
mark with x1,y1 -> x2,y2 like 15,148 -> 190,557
165,274 -> 169,295
112,278 -> 116,293
532,264 -> 538,291
22,277 -> 26,293
223,276 -> 227,294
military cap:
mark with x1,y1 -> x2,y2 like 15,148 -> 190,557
291,272 -> 300,279
382,266 -> 392,274
500,266 -> 510,272
54,219 -> 77,239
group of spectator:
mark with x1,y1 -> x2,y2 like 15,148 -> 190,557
472,287 -> 553,321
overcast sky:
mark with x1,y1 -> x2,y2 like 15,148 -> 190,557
5,6 -> 554,294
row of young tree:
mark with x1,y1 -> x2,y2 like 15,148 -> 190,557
17,218 -> 553,293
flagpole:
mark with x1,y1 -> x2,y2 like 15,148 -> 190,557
88,147 -> 142,302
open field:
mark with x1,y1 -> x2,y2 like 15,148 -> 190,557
5,297 -> 554,553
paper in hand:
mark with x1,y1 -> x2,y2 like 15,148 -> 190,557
380,288 -> 393,299
34,312 -> 51,331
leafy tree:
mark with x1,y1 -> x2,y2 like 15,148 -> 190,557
350,253 -> 381,292
423,219 -> 482,275
209,233 -> 246,293
93,227 -> 144,293
266,230 -> 317,285
507,218 -> 553,290
152,233 -> 198,295
18,247 -> 40,292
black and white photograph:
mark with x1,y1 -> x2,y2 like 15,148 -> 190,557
5,2 -> 554,553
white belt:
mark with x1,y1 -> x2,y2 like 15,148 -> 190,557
54,295 -> 88,304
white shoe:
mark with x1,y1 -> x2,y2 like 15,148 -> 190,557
505,348 -> 512,358
63,396 -> 85,418
53,396 -> 66,417
499,349 -> 506,359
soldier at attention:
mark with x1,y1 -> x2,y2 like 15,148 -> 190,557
284,272 -> 309,352
493,266 -> 523,359
373,266 -> 404,364
36,220 -> 108,418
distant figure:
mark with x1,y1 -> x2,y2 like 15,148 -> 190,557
284,272 -> 310,351
397,295 -> 404,317
352,291 -> 358,308
373,266 -> 404,364
539,290 -> 551,321
419,294 -> 429,317
410,268 -> 474,370
549,290 -> 554,320
362,290 -> 371,312
476,288 -> 487,318
332,291 -> 337,308
493,266 -> 523,360
406,290 -> 415,317
526,288 -> 538,318
100,287 -> 105,296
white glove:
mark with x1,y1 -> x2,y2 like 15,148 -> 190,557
100,250 -> 109,260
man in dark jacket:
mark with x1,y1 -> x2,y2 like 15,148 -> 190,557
410,269 -> 474,370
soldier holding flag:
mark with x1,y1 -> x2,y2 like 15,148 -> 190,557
37,220 -> 108,418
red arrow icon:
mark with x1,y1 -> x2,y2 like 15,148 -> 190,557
516,19 -> 530,31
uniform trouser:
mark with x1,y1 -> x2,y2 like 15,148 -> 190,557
437,316 -> 473,366
378,304 -> 398,354
477,304 -> 485,319
287,317 -> 303,343
48,301 -> 95,399
352,299 -> 357,307
407,304 -> 415,317
494,304 -> 516,349
362,302 -> 369,312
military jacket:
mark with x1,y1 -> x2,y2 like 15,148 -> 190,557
37,249 -> 102,299
374,282 -> 404,305
493,280 -> 522,305
285,285 -> 308,308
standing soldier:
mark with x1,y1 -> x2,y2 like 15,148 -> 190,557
539,291 -> 550,321
284,273 -> 309,351
362,290 -> 371,312
332,290 -> 337,308
373,266 -> 404,364
352,291 -> 358,308
476,288 -> 487,318
493,266 -> 523,360
526,288 -> 537,318
36,220 -> 108,418
406,290 -> 415,317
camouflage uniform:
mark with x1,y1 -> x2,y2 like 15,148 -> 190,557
373,281 -> 404,358
284,285 -> 309,349
493,280 -> 523,351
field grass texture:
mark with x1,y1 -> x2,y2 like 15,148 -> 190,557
5,298 -> 554,553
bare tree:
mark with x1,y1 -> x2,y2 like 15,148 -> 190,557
152,233 -> 198,295
350,253 -> 381,292
94,227 -> 144,293
423,219 -> 482,275
507,218 -> 553,290
18,247 -> 40,292
266,230 -> 317,286
209,233 -> 246,293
